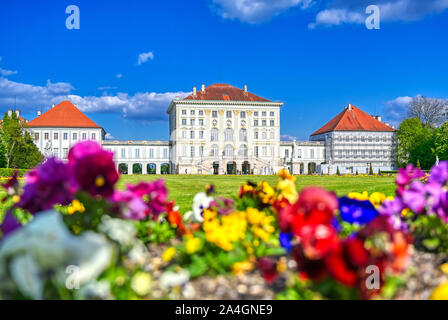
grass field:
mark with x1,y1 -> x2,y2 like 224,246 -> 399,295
116,175 -> 397,213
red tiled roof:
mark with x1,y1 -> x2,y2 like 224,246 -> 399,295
27,101 -> 102,128
184,84 -> 270,102
311,105 -> 395,136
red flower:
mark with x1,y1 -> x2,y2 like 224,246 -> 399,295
258,257 -> 278,284
292,245 -> 328,281
296,187 -> 338,218
297,224 -> 339,260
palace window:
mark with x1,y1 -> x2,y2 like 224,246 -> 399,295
285,149 -> 289,158
310,149 -> 315,159
121,148 -> 126,158
182,145 -> 187,157
254,120 -> 259,126
262,111 -> 266,117
262,146 -> 267,156
182,119 -> 187,125
297,149 -> 302,158
182,130 -> 187,138
239,128 -> 247,142
190,131 -> 195,139
211,128 -> 218,141
262,120 -> 266,126
254,111 -> 259,117
190,110 -> 195,115
35,133 -> 39,140
73,133 -> 77,140
91,133 -> 96,140
224,144 -> 233,157
270,111 -> 274,117
53,148 -> 58,157
182,110 -> 187,115
54,133 -> 58,140
226,111 -> 232,118
270,120 -> 274,127
240,111 -> 246,118
199,131 -> 204,139
199,110 -> 204,116
254,131 -> 259,139
63,148 -> 69,159
149,149 -> 154,158
199,119 -> 204,126
135,149 -> 140,159
199,146 -> 204,156
63,133 -> 68,140
238,144 -> 248,157
255,146 -> 259,157
211,144 -> 219,157
262,131 -> 267,140
44,133 -> 49,140
82,133 -> 87,140
191,146 -> 195,157
190,119 -> 195,125
270,131 -> 274,139
163,148 -> 168,158
212,111 -> 218,118
225,128 -> 233,141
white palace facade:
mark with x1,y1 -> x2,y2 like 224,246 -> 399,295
23,83 -> 397,175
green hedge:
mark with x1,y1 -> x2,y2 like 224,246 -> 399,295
0,168 -> 28,177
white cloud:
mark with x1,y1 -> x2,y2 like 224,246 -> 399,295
310,0 -> 448,28
98,86 -> 118,91
137,52 -> 154,65
0,68 -> 18,76
383,95 -> 416,127
281,134 -> 298,141
0,77 -> 190,122
210,0 -> 314,23
105,133 -> 115,139
116,73 -> 123,79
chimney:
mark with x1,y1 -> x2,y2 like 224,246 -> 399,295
201,84 -> 205,92
7,109 -> 12,117
52,104 -> 55,108
348,103 -> 352,110
244,84 -> 248,93
376,115 -> 382,122
37,110 -> 42,116
193,86 -> 197,96
15,110 -> 20,118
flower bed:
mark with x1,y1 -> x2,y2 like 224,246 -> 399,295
0,141 -> 447,300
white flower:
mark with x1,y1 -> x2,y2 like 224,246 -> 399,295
159,269 -> 189,289
98,215 -> 137,246
131,272 -> 152,296
0,211 -> 114,300
185,192 -> 214,222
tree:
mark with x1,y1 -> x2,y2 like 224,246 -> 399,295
434,122 -> 448,161
1,112 -> 43,169
407,96 -> 447,128
336,166 -> 340,176
416,159 -> 421,169
397,118 -> 434,168
369,163 -> 373,175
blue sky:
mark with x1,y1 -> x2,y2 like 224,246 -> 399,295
0,0 -> 447,140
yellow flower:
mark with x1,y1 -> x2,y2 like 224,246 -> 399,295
277,179 -> 298,203
278,168 -> 296,181
186,237 -> 202,254
67,199 -> 85,215
441,263 -> 448,275
247,208 -> 263,225
430,282 -> 448,300
131,272 -> 152,297
162,247 -> 176,262
232,260 -> 254,275
12,195 -> 20,204
258,181 -> 275,204
348,191 -> 369,201
369,192 -> 386,207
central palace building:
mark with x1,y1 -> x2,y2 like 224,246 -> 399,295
23,83 -> 397,175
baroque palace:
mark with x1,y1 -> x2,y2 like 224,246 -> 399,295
22,83 -> 397,175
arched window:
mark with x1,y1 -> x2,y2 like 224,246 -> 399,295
211,128 -> 218,141
224,144 -> 233,157
225,128 -> 233,141
238,144 -> 248,157
211,144 -> 219,157
239,128 -> 247,142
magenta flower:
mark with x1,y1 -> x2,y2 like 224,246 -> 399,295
112,180 -> 168,220
69,141 -> 119,197
402,181 -> 427,214
210,196 -> 234,215
17,158 -> 73,214
396,164 -> 426,196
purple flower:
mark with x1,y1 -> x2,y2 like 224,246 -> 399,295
69,141 -> 119,197
379,198 -> 408,232
396,164 -> 426,196
17,158 -> 73,214
0,212 -> 21,238
429,161 -> 448,185
402,181 -> 427,214
339,197 -> 379,225
210,196 -> 235,215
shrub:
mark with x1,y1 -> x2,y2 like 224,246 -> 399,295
0,168 -> 28,177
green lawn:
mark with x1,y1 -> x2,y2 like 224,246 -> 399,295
117,175 -> 397,213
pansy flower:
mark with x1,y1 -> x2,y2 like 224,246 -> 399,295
339,197 -> 379,225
